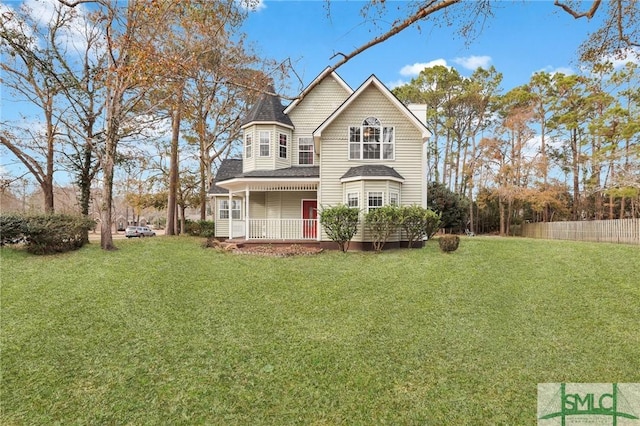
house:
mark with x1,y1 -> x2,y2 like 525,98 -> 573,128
208,68 -> 430,250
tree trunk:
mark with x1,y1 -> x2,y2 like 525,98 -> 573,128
166,100 -> 182,236
499,197 -> 505,236
571,128 -> 580,220
100,140 -> 116,250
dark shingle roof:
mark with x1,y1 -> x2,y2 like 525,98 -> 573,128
208,159 -> 243,194
241,85 -> 294,128
341,165 -> 404,181
208,159 -> 319,194
242,166 -> 319,178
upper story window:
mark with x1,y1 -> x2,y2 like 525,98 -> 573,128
245,133 -> 252,158
349,117 -> 394,160
278,133 -> 287,159
298,137 -> 314,165
259,131 -> 270,157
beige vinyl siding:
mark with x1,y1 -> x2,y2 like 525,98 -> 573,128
242,128 -> 256,172
289,75 -> 351,166
275,130 -> 292,169
319,85 -> 425,242
248,192 -> 266,219
264,191 -> 316,219
243,124 -> 293,172
342,181 -> 365,239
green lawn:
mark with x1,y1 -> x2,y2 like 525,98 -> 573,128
1,237 -> 638,424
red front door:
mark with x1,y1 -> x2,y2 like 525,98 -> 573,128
302,200 -> 317,239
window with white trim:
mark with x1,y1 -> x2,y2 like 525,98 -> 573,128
259,131 -> 270,157
219,199 -> 241,219
245,133 -> 252,158
219,199 -> 229,219
349,117 -> 394,160
278,133 -> 287,159
389,192 -> 399,206
298,137 -> 314,165
231,200 -> 241,219
347,192 -> 359,208
367,192 -> 383,212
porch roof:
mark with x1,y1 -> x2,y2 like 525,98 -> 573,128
209,159 -> 319,194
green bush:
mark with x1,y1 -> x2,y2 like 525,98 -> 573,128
365,205 -> 401,252
399,205 -> 442,247
0,214 -> 25,245
1,214 -> 95,254
319,204 -> 360,252
185,220 -> 216,237
438,234 -> 460,253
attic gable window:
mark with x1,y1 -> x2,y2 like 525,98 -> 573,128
259,131 -> 270,157
349,117 -> 394,160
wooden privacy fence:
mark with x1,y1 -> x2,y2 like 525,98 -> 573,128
521,218 -> 640,245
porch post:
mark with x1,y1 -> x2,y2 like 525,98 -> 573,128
245,188 -> 250,239
228,191 -> 233,239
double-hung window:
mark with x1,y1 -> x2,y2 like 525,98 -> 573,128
219,200 -> 230,219
259,131 -> 270,157
231,200 -> 241,219
347,192 -> 359,208
298,137 -> 314,165
349,117 -> 394,160
389,192 -> 400,206
367,192 -> 383,212
245,133 -> 252,158
278,133 -> 287,159
219,200 -> 241,219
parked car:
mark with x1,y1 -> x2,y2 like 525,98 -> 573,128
125,226 -> 156,238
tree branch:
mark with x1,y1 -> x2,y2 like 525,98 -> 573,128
553,0 -> 602,19
295,0 -> 462,103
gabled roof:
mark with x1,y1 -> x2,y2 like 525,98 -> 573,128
241,85 -> 294,129
313,74 -> 431,142
283,67 -> 353,114
341,165 -> 404,183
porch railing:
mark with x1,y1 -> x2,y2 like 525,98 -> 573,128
247,219 -> 318,240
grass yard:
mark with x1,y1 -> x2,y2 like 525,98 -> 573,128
1,236 -> 639,424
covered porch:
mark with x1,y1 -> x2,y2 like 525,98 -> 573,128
214,176 -> 320,242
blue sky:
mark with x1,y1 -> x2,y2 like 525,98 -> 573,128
241,0 -> 605,96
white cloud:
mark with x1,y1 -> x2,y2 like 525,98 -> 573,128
452,55 -> 492,70
537,65 -> 575,76
240,0 -> 266,12
604,47 -> 640,68
399,59 -> 448,77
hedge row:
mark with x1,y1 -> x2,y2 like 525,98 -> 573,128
0,214 -> 96,255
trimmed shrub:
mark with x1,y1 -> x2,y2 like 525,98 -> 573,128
1,214 -> 95,254
0,214 -> 25,245
319,204 -> 360,252
399,205 -> 442,247
365,205 -> 401,252
185,220 -> 216,237
438,234 -> 460,253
